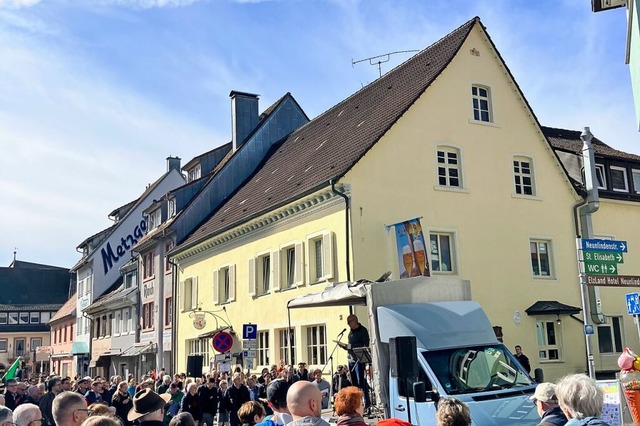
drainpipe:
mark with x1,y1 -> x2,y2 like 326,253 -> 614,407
330,180 -> 351,282
168,257 -> 180,375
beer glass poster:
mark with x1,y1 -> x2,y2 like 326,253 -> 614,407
394,218 -> 430,278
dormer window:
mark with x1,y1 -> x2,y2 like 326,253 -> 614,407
595,164 -> 607,190
187,164 -> 201,182
610,166 -> 629,192
148,209 -> 162,230
168,198 -> 176,217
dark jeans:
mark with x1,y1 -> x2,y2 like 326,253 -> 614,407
348,361 -> 371,407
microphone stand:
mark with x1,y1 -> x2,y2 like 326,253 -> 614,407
322,329 -> 346,413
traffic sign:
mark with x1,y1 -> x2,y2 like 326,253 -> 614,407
242,339 -> 258,349
582,251 -> 624,264
246,359 -> 254,369
584,261 -> 618,275
586,275 -> 640,287
243,324 -> 257,340
212,331 -> 234,353
582,239 -> 628,253
627,293 -> 640,315
243,350 -> 257,358
215,353 -> 232,363
584,325 -> 595,335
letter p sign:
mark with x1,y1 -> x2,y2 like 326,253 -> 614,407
243,323 -> 257,340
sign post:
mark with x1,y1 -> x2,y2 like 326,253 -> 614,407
626,293 -> 640,346
242,323 -> 258,375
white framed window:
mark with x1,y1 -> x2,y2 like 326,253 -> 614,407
148,208 -> 162,230
143,252 -> 155,280
168,198 -> 177,217
123,309 -> 130,333
187,164 -> 201,182
9,313 -> 18,324
278,328 -> 296,365
595,164 -> 607,190
513,156 -> 535,196
187,337 -> 210,367
114,312 -> 121,335
632,169 -> 640,194
280,242 -> 304,289
41,312 -> 50,323
213,266 -> 236,304
182,277 -> 198,311
597,316 -> 624,354
429,232 -> 455,274
258,330 -> 270,366
0,339 -> 7,352
142,302 -> 154,331
84,315 -> 90,334
31,337 -> 42,351
19,312 -> 29,324
305,325 -> 327,365
611,165 -> 629,192
307,231 -> 334,284
249,253 -> 274,297
14,338 -> 25,357
471,85 -> 492,122
530,239 -> 553,278
165,297 -> 173,327
0,313 -> 7,324
77,281 -> 83,296
76,317 -> 82,335
30,312 -> 40,324
536,320 -> 563,361
165,242 -> 173,273
436,147 -> 462,188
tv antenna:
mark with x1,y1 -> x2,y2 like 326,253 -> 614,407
352,50 -> 419,78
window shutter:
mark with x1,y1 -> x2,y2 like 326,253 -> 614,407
229,265 -> 236,302
294,242 -> 304,287
271,250 -> 281,292
181,280 -> 189,311
322,231 -> 334,280
213,271 -> 219,305
192,276 -> 199,309
248,258 -> 256,297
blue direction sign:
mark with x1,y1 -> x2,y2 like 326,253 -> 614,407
627,293 -> 640,315
243,323 -> 257,340
582,239 -> 628,253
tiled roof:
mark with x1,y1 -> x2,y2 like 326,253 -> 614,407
9,260 -> 68,270
0,304 -> 63,311
525,300 -> 581,316
50,294 -> 77,323
178,17 -> 478,250
542,126 -> 640,162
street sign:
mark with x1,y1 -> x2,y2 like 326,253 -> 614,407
627,293 -> 640,315
582,251 -> 624,264
582,239 -> 628,253
584,324 -> 595,335
243,324 -> 257,340
584,261 -> 618,275
243,350 -> 257,358
246,358 -> 254,369
242,339 -> 258,349
212,331 -> 234,353
586,275 -> 640,287
215,353 -> 232,363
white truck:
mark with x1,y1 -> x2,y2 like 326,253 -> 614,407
287,276 -> 539,425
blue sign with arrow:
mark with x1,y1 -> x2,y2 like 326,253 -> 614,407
627,293 -> 640,315
582,239 -> 628,253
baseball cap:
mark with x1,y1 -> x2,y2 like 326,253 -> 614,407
529,382 -> 557,403
266,379 -> 290,408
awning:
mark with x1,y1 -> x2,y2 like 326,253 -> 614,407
198,326 -> 234,339
88,350 -> 121,368
287,281 -> 369,309
50,353 -> 72,359
70,342 -> 90,355
525,301 -> 582,316
119,343 -> 156,357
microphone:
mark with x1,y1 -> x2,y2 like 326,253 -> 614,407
337,328 -> 347,336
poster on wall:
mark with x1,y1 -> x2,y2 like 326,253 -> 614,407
596,380 -> 624,426
394,218 -> 430,278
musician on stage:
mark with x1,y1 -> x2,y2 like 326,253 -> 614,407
336,314 -> 371,409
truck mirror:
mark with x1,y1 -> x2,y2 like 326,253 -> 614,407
413,381 -> 429,403
534,368 -> 544,383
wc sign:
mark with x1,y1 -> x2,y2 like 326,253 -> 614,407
243,323 -> 257,340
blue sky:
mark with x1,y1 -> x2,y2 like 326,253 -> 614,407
0,0 -> 636,268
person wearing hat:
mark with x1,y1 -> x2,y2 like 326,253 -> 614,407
127,388 -> 171,425
531,382 -> 568,426
76,377 -> 91,396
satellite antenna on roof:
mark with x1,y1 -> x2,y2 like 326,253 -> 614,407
352,50 -> 419,78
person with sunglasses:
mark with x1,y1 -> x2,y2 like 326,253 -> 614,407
530,382 -> 567,426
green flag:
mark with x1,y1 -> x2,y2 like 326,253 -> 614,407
2,357 -> 21,381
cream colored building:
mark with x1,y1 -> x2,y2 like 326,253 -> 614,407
171,17 -> 640,381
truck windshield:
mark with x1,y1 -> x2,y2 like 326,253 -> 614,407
422,345 -> 533,395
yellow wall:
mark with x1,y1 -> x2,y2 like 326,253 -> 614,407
344,25 -> 584,381
176,200 -> 353,374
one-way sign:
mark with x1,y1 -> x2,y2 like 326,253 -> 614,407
627,293 -> 640,315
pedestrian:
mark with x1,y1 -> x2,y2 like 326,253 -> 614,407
530,382 -> 567,426
164,382 -> 184,424
40,376 -> 62,426
14,403 -> 43,426
238,401 -> 266,426
157,376 -> 172,395
127,388 -> 171,426
224,373 -> 251,426
332,366 -> 351,395
310,370 -> 330,410
52,389 -> 90,426
127,379 -> 137,398
111,381 -> 133,426
435,397 -> 471,426
198,377 -> 218,426
285,381 -> 329,426
218,380 -> 230,426
86,380 -> 104,405
256,379 -> 292,426
80,415 -> 122,426
555,374 -> 610,425
180,382 -> 202,425
169,412 -> 197,426
294,364 -> 309,382
514,345 -> 532,374
0,405 -> 14,426
3,380 -> 20,410
76,378 -> 91,396
334,387 -> 367,426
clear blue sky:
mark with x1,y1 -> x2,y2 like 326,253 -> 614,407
0,0 -> 636,268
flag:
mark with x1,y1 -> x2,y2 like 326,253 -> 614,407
1,357 -> 21,381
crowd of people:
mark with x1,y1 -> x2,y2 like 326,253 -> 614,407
0,365 -> 613,426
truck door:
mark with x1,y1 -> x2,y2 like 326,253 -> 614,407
389,362 -> 437,425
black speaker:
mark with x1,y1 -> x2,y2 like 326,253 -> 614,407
390,336 -> 418,379
186,355 -> 203,377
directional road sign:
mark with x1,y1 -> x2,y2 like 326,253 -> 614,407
243,324 -> 257,340
583,251 -> 624,264
584,261 -> 618,275
582,239 -> 628,253
586,275 -> 640,287
212,331 -> 234,353
627,293 -> 640,315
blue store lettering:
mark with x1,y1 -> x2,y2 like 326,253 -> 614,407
101,219 -> 148,274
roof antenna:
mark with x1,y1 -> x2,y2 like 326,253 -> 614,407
13,247 -> 17,262
352,50 -> 419,78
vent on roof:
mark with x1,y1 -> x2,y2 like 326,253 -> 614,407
255,177 -> 262,182
265,187 -> 271,193
338,110 -> 344,117
305,166 -> 313,173
358,120 -> 366,127
272,168 -> 279,174
287,175 -> 295,182
316,140 -> 326,150
239,199 -> 247,205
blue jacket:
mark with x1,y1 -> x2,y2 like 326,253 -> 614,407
565,417 -> 610,426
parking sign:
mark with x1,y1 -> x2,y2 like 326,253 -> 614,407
243,323 -> 257,340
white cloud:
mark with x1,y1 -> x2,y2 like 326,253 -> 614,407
0,0 -> 42,9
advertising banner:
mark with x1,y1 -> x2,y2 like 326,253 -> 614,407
394,218 -> 430,278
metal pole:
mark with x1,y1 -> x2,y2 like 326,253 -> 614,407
636,314 -> 640,344
577,237 -> 596,378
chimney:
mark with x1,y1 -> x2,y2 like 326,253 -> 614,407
230,91 -> 259,151
167,156 -> 181,172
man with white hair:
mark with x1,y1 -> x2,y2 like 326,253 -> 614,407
555,374 -> 610,426
52,391 -> 89,426
0,405 -> 14,426
530,382 -> 567,426
157,375 -> 172,394
13,403 -> 42,426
